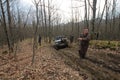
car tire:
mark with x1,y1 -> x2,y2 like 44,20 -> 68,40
54,46 -> 59,50
55,47 -> 59,50
65,44 -> 68,47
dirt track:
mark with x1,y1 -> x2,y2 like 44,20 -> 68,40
53,46 -> 120,80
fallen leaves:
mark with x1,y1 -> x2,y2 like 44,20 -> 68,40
0,41 -> 83,80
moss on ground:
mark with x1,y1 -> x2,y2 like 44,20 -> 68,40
90,40 -> 120,50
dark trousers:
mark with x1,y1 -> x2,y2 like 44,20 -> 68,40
38,40 -> 41,46
79,45 -> 88,58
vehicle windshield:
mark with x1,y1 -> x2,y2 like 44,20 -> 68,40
55,36 -> 62,40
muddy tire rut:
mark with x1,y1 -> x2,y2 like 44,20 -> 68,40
53,47 -> 120,80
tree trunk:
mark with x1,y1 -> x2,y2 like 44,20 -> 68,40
92,0 -> 97,33
6,0 -> 14,53
0,0 -> 11,53
32,2 -> 39,65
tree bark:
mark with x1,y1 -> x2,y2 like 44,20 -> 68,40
6,0 -> 14,52
0,0 -> 11,52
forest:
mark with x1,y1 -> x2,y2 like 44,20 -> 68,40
0,0 -> 120,80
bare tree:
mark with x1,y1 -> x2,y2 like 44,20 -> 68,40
105,0 -> 108,38
48,0 -> 52,43
92,0 -> 97,33
6,0 -> 14,53
84,0 -> 89,28
118,14 -> 120,38
43,0 -> 47,42
112,0 -> 116,38
71,0 -> 74,34
39,0 -> 44,39
0,0 -> 11,53
32,0 -> 40,65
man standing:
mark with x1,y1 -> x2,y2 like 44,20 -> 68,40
70,35 -> 74,44
38,35 -> 41,46
78,28 -> 90,58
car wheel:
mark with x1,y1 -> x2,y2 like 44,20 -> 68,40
54,46 -> 59,50
56,47 -> 59,50
66,44 -> 68,47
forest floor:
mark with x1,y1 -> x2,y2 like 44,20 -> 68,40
0,39 -> 120,80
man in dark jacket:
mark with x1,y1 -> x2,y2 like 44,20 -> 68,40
38,35 -> 41,46
78,28 -> 90,58
70,35 -> 74,43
